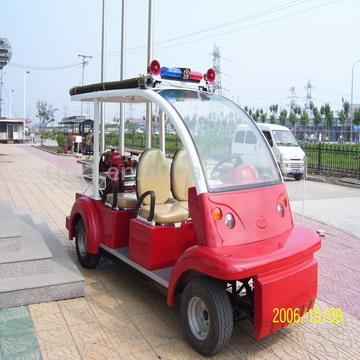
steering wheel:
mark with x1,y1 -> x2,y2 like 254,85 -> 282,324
211,155 -> 243,181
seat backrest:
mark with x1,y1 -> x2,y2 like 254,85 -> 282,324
136,149 -> 170,205
171,149 -> 195,201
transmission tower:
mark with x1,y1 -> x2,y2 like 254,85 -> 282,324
288,86 -> 298,110
210,44 -> 222,95
304,79 -> 314,110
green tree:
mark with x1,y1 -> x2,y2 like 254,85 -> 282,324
320,103 -> 334,131
35,100 -> 58,146
338,109 -> 346,140
354,109 -> 360,125
269,104 -> 279,124
279,109 -> 287,126
260,109 -> 267,123
312,106 -> 322,127
288,111 -> 297,128
341,98 -> 350,140
300,109 -> 309,139
253,109 -> 260,122
300,109 -> 309,126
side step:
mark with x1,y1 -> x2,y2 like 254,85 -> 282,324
100,244 -> 172,288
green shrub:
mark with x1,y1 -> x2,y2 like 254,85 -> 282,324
56,133 -> 65,147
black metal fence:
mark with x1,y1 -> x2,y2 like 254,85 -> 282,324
300,142 -> 360,178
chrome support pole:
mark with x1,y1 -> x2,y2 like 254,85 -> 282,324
145,0 -> 154,148
100,0 -> 106,153
159,109 -> 165,153
93,100 -> 100,199
119,0 -> 126,155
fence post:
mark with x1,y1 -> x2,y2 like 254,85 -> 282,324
317,142 -> 322,172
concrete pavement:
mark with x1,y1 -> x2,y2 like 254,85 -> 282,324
286,178 -> 360,238
0,143 -> 359,359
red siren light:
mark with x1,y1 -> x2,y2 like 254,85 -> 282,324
204,68 -> 216,83
148,60 -> 161,75
188,71 -> 203,82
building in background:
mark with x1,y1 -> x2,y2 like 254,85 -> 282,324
0,117 -> 25,143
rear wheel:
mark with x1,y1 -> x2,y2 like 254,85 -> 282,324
75,218 -> 100,269
180,277 -> 233,356
294,173 -> 303,181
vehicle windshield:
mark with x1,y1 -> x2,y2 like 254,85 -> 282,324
272,130 -> 299,147
159,89 -> 281,192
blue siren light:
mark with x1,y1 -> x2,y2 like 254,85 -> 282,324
160,67 -> 183,79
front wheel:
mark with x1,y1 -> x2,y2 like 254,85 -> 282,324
75,218 -> 100,269
180,277 -> 233,356
294,173 -> 303,181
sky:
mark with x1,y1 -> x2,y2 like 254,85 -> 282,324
1,0 -> 360,124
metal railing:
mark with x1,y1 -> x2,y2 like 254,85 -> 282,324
300,142 -> 360,178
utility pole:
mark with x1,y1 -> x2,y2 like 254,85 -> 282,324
78,54 -> 92,116
23,70 -> 30,119
145,0 -> 154,149
100,0 -> 106,153
9,89 -> 14,118
119,0 -> 126,155
210,44 -> 222,95
350,60 -> 360,143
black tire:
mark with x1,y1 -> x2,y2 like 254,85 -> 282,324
180,277 -> 233,357
75,218 -> 100,269
294,173 -> 303,181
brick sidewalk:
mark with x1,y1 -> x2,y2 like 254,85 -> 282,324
0,144 -> 359,359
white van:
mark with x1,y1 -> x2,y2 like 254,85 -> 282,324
257,123 -> 305,180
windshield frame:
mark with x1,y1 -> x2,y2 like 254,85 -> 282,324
158,89 -> 282,193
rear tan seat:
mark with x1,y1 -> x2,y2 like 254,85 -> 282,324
137,149 -> 188,224
171,149 -> 195,210
106,192 -> 138,209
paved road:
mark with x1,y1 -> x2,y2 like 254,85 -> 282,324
1,144 -> 359,359
286,178 -> 360,238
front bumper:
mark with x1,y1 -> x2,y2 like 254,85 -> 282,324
280,162 -> 304,176
254,256 -> 317,338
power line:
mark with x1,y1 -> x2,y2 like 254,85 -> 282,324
99,0 -> 339,57
149,0 -> 340,53
126,0 -> 314,52
8,62 -> 82,71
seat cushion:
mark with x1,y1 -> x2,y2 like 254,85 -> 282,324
139,203 -> 189,223
177,201 -> 189,210
171,149 -> 195,201
106,192 -> 138,209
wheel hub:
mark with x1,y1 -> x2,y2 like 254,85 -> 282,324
187,296 -> 210,340
77,227 -> 87,257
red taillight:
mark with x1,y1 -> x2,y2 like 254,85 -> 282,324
189,71 -> 202,82
204,68 -> 216,83
148,59 -> 161,75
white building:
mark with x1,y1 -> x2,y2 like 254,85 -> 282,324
0,118 -> 25,143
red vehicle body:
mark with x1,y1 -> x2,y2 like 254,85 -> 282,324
66,67 -> 321,356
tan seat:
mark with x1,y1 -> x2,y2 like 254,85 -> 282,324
171,149 -> 195,210
137,149 -> 189,224
139,203 -> 189,223
106,192 -> 138,209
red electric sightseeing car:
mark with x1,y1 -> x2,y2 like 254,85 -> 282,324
66,61 -> 321,356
